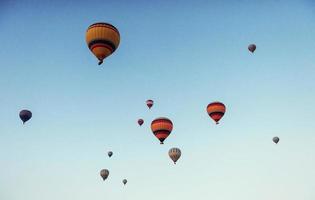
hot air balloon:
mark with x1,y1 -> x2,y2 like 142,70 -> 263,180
138,119 -> 144,126
19,110 -> 32,124
123,179 -> 127,185
108,151 -> 113,157
248,44 -> 256,53
273,137 -> 280,144
206,102 -> 226,124
151,117 -> 173,144
100,169 -> 109,181
86,22 -> 120,65
146,99 -> 153,109
169,148 -> 181,164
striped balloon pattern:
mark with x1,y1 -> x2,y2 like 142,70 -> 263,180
207,102 -> 226,124
151,117 -> 173,144
86,22 -> 120,65
168,147 -> 181,164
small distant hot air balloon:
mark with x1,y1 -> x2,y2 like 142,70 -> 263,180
108,151 -> 113,157
248,44 -> 256,53
86,22 -> 120,65
100,169 -> 109,181
151,117 -> 173,144
169,148 -> 181,164
123,179 -> 127,185
146,99 -> 154,109
138,119 -> 144,126
273,137 -> 280,144
206,102 -> 226,124
19,110 -> 32,124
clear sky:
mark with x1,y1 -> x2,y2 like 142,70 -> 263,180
1,0 -> 315,199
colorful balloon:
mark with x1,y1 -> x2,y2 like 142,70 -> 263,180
146,99 -> 154,109
151,117 -> 173,144
19,110 -> 32,124
206,102 -> 226,124
123,179 -> 127,185
86,22 -> 120,65
273,137 -> 280,144
100,169 -> 109,181
248,44 -> 256,53
108,151 -> 113,157
168,147 -> 181,164
138,119 -> 144,126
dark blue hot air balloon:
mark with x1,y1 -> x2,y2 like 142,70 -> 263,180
19,110 -> 32,124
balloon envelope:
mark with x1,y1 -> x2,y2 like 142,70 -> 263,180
138,119 -> 144,126
19,110 -> 32,124
248,44 -> 256,53
206,102 -> 226,124
273,137 -> 280,144
86,22 -> 120,65
100,169 -> 109,181
169,147 -> 181,164
151,117 -> 173,144
146,99 -> 154,109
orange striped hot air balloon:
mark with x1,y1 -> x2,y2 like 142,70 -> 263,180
86,22 -> 120,65
151,117 -> 173,144
206,102 -> 226,124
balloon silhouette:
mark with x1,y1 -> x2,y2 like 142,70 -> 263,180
100,169 -> 109,181
19,110 -> 32,124
248,44 -> 256,53
138,119 -> 144,126
146,99 -> 153,109
273,137 -> 280,144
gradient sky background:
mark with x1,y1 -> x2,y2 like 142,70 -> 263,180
1,0 -> 315,199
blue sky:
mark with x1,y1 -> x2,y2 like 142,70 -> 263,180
1,0 -> 315,199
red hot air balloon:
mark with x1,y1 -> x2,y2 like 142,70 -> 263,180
138,119 -> 144,126
206,102 -> 226,124
146,99 -> 153,109
151,117 -> 173,144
